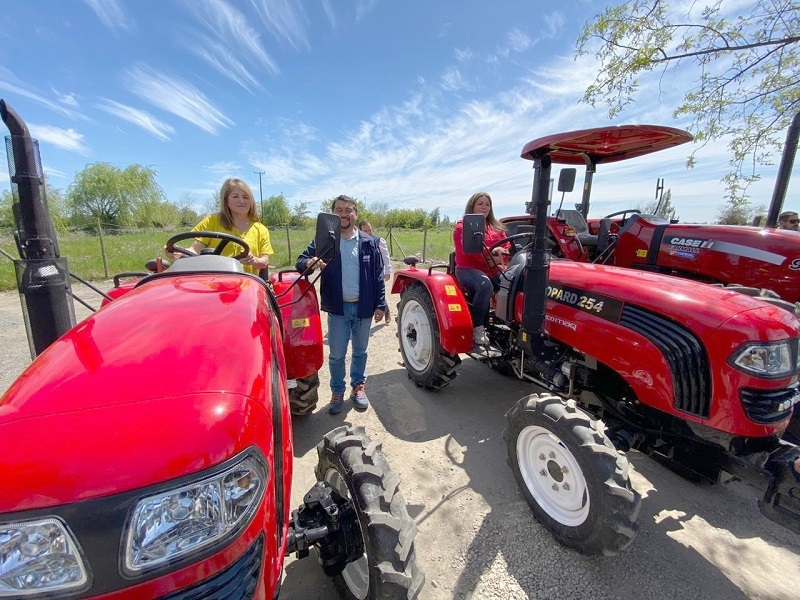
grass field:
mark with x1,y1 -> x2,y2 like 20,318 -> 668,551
0,226 -> 457,291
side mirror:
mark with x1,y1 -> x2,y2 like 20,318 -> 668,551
557,168 -> 576,193
315,212 -> 341,262
462,214 -> 485,254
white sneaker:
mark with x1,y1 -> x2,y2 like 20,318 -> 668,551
473,326 -> 489,345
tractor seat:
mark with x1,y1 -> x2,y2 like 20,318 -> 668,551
448,251 -> 474,303
557,209 -> 598,249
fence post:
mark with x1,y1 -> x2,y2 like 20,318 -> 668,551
97,218 -> 109,279
388,226 -> 393,256
422,226 -> 428,263
285,223 -> 291,265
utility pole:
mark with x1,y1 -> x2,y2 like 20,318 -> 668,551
254,170 -> 265,220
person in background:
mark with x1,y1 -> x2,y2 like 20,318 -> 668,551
296,195 -> 388,414
452,192 -> 509,346
167,178 -> 273,275
777,211 -> 799,231
359,220 -> 392,323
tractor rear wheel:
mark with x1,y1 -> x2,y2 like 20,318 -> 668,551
397,283 -> 461,389
504,394 -> 641,556
316,426 -> 424,600
290,372 -> 319,416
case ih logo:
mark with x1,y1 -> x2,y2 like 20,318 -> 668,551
667,237 -> 715,248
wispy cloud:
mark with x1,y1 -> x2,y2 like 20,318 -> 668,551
321,0 -> 336,28
455,48 -> 472,62
441,67 -> 471,93
0,67 -> 87,121
355,0 -> 378,21
181,0 -> 279,90
499,28 -> 531,57
543,12 -> 565,39
82,0 -> 132,32
96,99 -> 175,141
124,64 -> 233,134
250,0 -> 310,51
206,161 -> 242,180
29,124 -> 90,155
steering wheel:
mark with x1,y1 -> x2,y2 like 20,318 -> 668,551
165,231 -> 250,260
602,209 -> 641,221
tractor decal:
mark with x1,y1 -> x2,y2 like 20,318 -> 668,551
662,236 -> 786,266
545,283 -> 624,323
545,314 -> 578,331
790,259 -> 800,271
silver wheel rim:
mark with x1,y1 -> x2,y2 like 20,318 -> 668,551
516,425 -> 590,526
323,468 -> 369,599
400,299 -> 433,372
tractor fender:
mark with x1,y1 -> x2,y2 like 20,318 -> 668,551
271,270 -> 324,380
393,268 -> 474,354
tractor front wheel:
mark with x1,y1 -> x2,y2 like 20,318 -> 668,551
315,426 -> 424,600
504,394 -> 641,556
289,372 -> 319,416
397,283 -> 461,389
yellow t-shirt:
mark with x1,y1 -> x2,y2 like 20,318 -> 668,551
192,214 -> 274,275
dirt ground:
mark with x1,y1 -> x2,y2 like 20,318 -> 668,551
1,283 -> 799,600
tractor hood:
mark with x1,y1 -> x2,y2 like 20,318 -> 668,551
0,274 -> 275,420
0,391 -> 271,512
548,260 -> 800,337
520,124 -> 693,163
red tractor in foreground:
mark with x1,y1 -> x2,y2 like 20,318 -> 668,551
392,137 -> 800,556
0,100 -> 423,599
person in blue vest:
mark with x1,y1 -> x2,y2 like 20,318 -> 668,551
296,195 -> 388,414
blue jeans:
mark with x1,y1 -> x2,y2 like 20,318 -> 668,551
327,303 -> 373,394
456,268 -> 497,327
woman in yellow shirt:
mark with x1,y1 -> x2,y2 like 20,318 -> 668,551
170,178 -> 274,275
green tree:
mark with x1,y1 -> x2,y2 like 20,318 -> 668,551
67,163 -> 165,229
384,208 -> 431,229
576,1 -> 800,206
0,189 -> 12,230
639,188 -> 678,221
1,179 -> 67,231
428,207 -> 441,227
262,193 -> 291,225
290,201 -> 311,227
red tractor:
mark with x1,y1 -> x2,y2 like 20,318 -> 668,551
514,123 -> 800,307
0,100 -> 423,599
392,140 -> 800,556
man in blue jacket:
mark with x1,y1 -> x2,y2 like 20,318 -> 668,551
296,195 -> 388,414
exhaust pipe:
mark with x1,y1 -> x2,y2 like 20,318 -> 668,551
1,99 -> 75,358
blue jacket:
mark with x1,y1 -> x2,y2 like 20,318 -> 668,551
296,230 -> 387,318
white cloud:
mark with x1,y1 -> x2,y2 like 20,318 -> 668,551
355,0 -> 378,21
82,0 -> 132,32
124,64 -> 233,135
455,47 -> 472,62
249,0 -> 310,51
182,0 -> 279,88
320,0 -> 336,28
0,67 -> 87,121
543,12 -> 565,38
96,99 -> 175,141
28,124 -> 89,155
441,67 -> 471,93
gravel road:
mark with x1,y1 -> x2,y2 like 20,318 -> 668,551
1,282 -> 798,600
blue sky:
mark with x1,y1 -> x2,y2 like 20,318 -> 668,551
0,0 -> 796,224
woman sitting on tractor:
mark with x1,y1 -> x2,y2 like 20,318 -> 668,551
452,191 -> 509,346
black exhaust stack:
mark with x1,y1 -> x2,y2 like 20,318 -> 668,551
1,99 -> 75,358
767,111 -> 800,228
522,153 -> 552,333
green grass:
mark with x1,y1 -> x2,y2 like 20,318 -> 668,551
0,226 -> 457,291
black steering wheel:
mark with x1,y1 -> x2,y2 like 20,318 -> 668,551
603,209 -> 641,221
165,231 -> 250,260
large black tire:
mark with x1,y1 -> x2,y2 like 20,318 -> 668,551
315,426 -> 424,600
397,283 -> 461,389
503,394 -> 641,556
289,372 -> 319,416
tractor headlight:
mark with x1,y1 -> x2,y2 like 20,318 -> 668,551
123,453 -> 267,575
0,518 -> 89,597
731,340 -> 795,378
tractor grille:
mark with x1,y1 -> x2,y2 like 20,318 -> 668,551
160,534 -> 263,600
740,387 -> 799,424
620,305 -> 711,418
